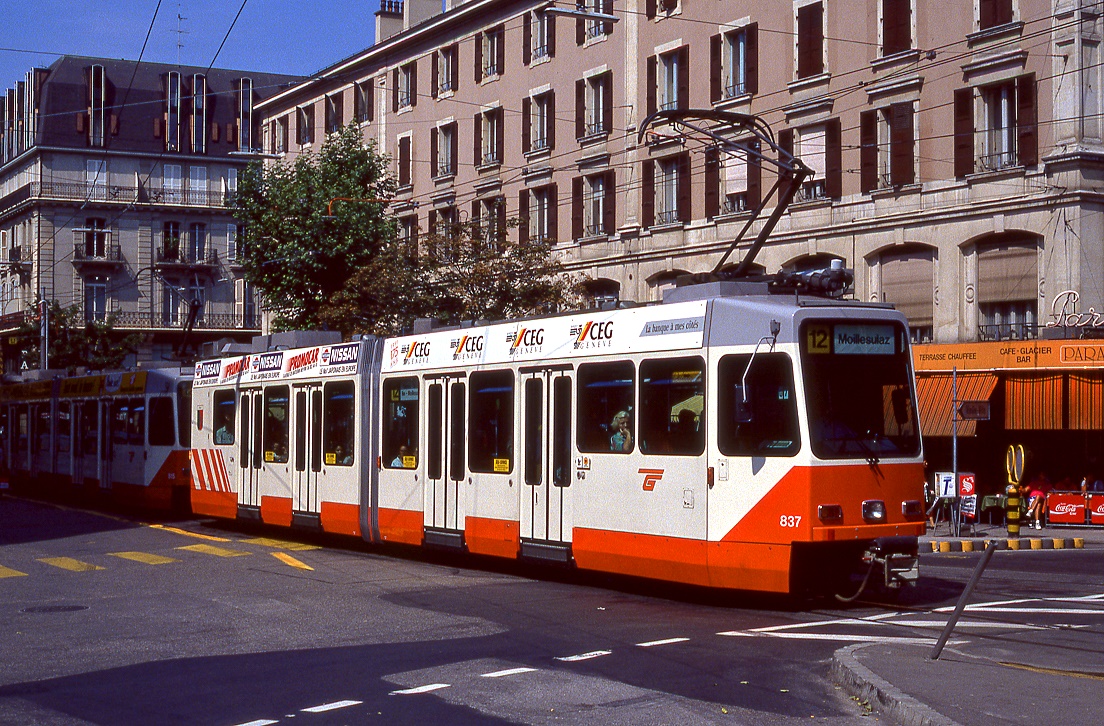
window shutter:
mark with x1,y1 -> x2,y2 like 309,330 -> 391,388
153,115 -> 161,138
450,49 -> 459,93
747,141 -> 762,208
495,108 -> 504,162
646,56 -> 657,117
602,74 -> 613,133
472,201 -> 481,241
576,17 -> 585,46
409,63 -> 418,107
548,16 -> 557,57
519,188 -> 530,244
576,79 -> 586,138
522,97 -> 532,154
884,0 -> 911,55
109,114 -> 119,136
890,102 -> 915,186
825,118 -> 842,198
475,35 -> 483,82
953,87 -> 974,178
227,122 -> 237,144
76,112 -> 86,134
497,29 -> 506,76
474,112 -> 482,165
398,136 -> 411,186
450,122 -> 458,170
523,17 -> 532,66
1017,73 -> 1037,167
603,170 -> 616,234
549,184 -> 559,241
677,153 -> 692,222
211,121 -> 220,142
367,77 -> 376,122
572,176 -> 584,239
778,129 -> 794,184
392,69 -> 399,112
860,109 -> 878,193
704,148 -> 719,218
709,34 -> 722,104
798,2 -> 824,78
677,46 -> 690,110
234,278 -> 245,325
428,209 -> 437,254
979,0 -> 997,29
746,23 -> 759,95
548,90 -> 556,150
497,201 -> 507,246
603,0 -> 614,35
431,127 -> 439,176
646,0 -> 657,20
432,52 -> 439,98
642,159 -> 655,228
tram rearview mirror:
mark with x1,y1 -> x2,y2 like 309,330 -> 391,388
734,386 -> 753,423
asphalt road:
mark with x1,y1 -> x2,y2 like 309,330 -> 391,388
1,495 -> 1101,726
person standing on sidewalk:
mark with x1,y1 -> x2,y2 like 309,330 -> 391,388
1025,472 -> 1053,530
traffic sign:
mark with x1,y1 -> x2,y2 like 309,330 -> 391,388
958,400 -> 990,420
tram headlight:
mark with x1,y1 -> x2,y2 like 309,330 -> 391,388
862,500 -> 887,523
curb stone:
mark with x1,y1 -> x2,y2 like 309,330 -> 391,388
926,537 -> 1083,553
831,643 -> 962,726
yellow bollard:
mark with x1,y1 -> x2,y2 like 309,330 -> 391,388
962,540 -> 974,553
1030,538 -> 1043,550
1007,538 -> 1021,550
1005,483 -> 1021,538
1074,537 -> 1085,549
939,541 -> 952,553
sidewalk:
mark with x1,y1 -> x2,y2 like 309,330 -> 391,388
919,520 -> 1104,553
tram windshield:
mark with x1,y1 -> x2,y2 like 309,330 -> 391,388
800,319 -> 920,460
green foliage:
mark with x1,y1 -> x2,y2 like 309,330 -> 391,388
13,301 -> 142,373
233,124 -> 396,331
320,216 -> 583,336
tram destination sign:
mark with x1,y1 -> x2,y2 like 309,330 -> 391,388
957,400 -> 990,421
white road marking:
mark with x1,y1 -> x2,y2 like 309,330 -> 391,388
718,631 -> 955,645
636,637 -> 690,647
301,700 -> 362,713
232,720 -> 279,726
481,667 -> 537,678
934,606 -> 1104,615
880,619 -> 1043,629
390,683 -> 450,695
555,650 -> 612,662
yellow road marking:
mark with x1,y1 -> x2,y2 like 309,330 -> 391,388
108,551 -> 179,565
176,544 -> 250,558
38,557 -> 104,572
243,537 -> 320,552
271,552 -> 314,571
999,661 -> 1104,681
149,524 -> 229,542
0,565 -> 29,579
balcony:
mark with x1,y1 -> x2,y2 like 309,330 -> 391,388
4,246 -> 32,276
978,323 -> 1038,342
72,242 -> 125,271
155,245 -> 220,272
0,181 -> 233,211
81,307 -> 261,332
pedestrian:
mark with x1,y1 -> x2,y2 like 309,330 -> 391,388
1024,472 -> 1052,530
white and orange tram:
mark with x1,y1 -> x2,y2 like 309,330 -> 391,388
0,368 -> 194,510
189,279 -> 926,595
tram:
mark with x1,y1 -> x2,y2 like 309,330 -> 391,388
0,368 -> 194,510
189,276 -> 926,595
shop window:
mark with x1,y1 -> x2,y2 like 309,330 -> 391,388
577,361 -> 635,453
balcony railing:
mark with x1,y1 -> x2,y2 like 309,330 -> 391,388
156,246 -> 220,267
72,242 -> 124,268
10,181 -> 232,209
978,323 -> 1039,342
84,308 -> 260,331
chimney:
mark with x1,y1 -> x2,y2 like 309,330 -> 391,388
375,0 -> 404,43
404,0 -> 444,30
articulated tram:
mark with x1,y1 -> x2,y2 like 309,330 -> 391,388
0,368 -> 193,510
190,280 -> 926,595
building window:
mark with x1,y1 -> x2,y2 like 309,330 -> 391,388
397,135 -> 412,187
162,281 -> 181,325
954,76 -> 1037,176
528,10 -> 552,62
711,25 -> 758,102
187,281 -> 206,323
472,197 -> 506,251
882,0 -> 912,56
656,157 -> 680,224
240,279 -> 256,327
876,247 -> 934,344
434,46 -> 457,97
82,218 -> 107,257
296,104 -> 314,146
237,78 -> 254,152
398,215 -> 418,258
478,26 -> 505,80
227,224 -> 239,263
586,174 -> 607,236
191,74 -> 207,154
163,163 -> 182,203
647,46 -> 688,115
354,79 -> 373,123
86,158 -> 106,194
524,91 -> 554,153
979,0 -> 1014,30
526,185 -> 557,243
431,122 -> 457,177
162,221 -> 181,259
982,81 -> 1016,170
977,239 -> 1038,341
275,116 -> 288,153
85,277 -> 108,322
795,125 -> 828,200
475,107 -> 503,166
188,166 -> 207,205
88,64 -> 106,147
796,1 -> 825,79
188,222 -> 207,263
325,92 -> 343,134
165,71 -> 182,151
428,205 -> 459,259
705,143 -> 762,218
395,62 -> 416,110
584,0 -> 613,40
860,103 -> 915,191
641,156 -> 688,228
577,72 -> 612,138
660,50 -> 680,110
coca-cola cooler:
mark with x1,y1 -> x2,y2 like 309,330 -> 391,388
1091,494 -> 1104,525
1047,493 -> 1088,525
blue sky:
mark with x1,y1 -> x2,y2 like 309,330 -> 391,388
0,0 -> 381,85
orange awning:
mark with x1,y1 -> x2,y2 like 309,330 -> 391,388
1069,373 -> 1104,430
1005,373 -> 1063,430
915,372 -> 998,437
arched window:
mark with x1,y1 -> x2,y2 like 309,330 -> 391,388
582,278 -> 620,308
783,253 -> 844,273
878,246 -> 934,343
647,270 -> 688,301
977,236 -> 1038,340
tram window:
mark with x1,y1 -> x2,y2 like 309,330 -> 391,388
294,391 -> 307,471
449,381 -> 466,481
469,371 -> 513,474
16,406 -> 28,456
523,378 -> 543,485
552,377 -> 571,486
576,362 -> 635,454
177,382 -> 192,448
111,402 -> 128,445
717,353 -> 800,457
35,405 -> 52,452
311,390 -> 323,472
149,397 -> 175,446
383,377 -> 419,469
239,394 -> 250,469
127,398 -> 145,445
263,385 -> 290,464
57,403 -> 72,453
639,357 -> 705,456
211,391 -> 234,446
80,403 -> 97,456
427,384 -> 442,479
323,381 -> 355,466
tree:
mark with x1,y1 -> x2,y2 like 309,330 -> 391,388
233,124 -> 396,331
12,301 -> 143,373
320,215 -> 583,336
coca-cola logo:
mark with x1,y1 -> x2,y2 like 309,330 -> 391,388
1051,502 -> 1084,515
1094,500 -> 1104,515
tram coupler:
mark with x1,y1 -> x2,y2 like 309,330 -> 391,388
864,536 -> 920,589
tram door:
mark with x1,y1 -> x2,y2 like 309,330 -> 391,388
238,389 -> 263,508
292,385 -> 322,514
424,376 -> 466,532
99,401 -> 113,489
520,369 -> 574,543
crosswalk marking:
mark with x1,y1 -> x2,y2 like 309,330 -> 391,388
271,552 -> 313,570
0,564 -> 28,579
244,537 -> 320,551
636,637 -> 690,647
481,667 -> 537,678
108,551 -> 179,565
176,544 -> 250,558
555,650 -> 612,662
38,557 -> 104,572
149,524 -> 230,542
390,684 -> 450,695
301,700 -> 362,713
